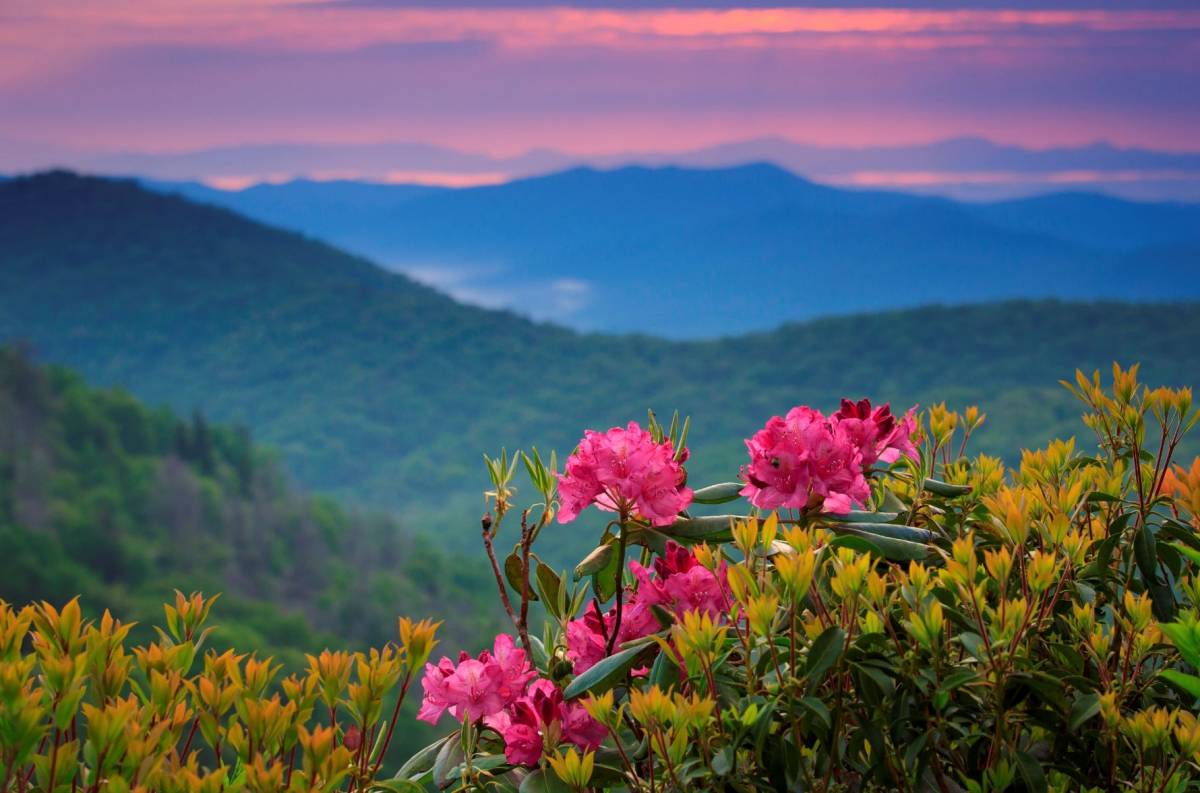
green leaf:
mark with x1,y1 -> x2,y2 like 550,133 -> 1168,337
827,534 -> 883,557
1160,669 -> 1200,700
591,543 -> 621,603
432,733 -> 465,789
505,549 -> 537,602
1173,542 -> 1200,568
1161,622 -> 1200,670
804,626 -> 845,689
691,482 -> 745,505
1134,526 -> 1159,585
663,515 -> 736,542
880,489 -> 907,512
519,769 -> 573,793
958,632 -> 988,662
1150,582 -> 1176,623
922,478 -> 971,497
840,510 -> 900,524
372,780 -> 426,792
831,522 -> 934,543
394,735 -> 453,781
1015,751 -> 1047,793
830,530 -> 930,562
563,642 -> 646,699
534,563 -> 562,616
574,542 -> 615,581
938,668 -> 978,694
649,646 -> 681,692
712,746 -> 734,776
798,696 -> 831,731
1069,692 -> 1101,732
523,634 -> 550,671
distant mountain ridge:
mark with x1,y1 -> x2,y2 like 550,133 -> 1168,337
148,163 -> 1200,338
3,171 -> 1199,564
7,134 -> 1200,200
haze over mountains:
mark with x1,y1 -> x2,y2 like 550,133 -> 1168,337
3,171 -> 1199,563
151,163 -> 1200,337
7,135 -> 1200,201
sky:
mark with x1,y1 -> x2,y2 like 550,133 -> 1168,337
2,0 -> 1198,191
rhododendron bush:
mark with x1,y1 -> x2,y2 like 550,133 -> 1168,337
6,365 -> 1200,792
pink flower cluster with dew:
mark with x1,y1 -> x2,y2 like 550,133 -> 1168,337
417,635 -> 605,767
556,422 -> 692,527
565,541 -> 729,675
741,399 -> 917,514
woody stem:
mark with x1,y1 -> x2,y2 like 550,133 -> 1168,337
606,518 -> 630,656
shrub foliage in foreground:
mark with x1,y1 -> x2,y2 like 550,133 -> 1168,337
5,365 -> 1200,791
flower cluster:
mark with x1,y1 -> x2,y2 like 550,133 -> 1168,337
417,634 -> 605,767
416,634 -> 537,724
556,421 -> 692,526
741,399 -> 917,514
565,541 -> 729,674
485,680 -> 607,766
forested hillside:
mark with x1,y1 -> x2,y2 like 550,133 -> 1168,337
0,345 -> 503,663
3,172 -> 1199,564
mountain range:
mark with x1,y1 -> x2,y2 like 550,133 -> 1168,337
150,163 -> 1200,337
3,171 -> 1199,564
7,135 -> 1200,201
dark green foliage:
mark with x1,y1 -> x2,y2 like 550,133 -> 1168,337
0,345 -> 503,672
1,172 -> 1199,568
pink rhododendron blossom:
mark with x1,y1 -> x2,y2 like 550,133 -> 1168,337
629,541 -> 729,621
417,634 -> 536,725
564,599 -> 659,675
487,632 -> 539,700
832,399 -> 919,467
416,656 -> 505,724
501,719 -> 542,767
741,400 -> 919,514
567,542 -> 729,675
487,678 -> 607,766
562,701 -> 608,749
806,421 -> 871,515
740,406 -> 866,514
556,422 -> 692,526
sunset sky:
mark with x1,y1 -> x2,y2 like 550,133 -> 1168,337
2,0 -> 1197,185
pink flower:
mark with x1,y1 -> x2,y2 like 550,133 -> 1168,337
566,542 -> 730,676
630,541 -> 729,621
486,633 -> 539,699
557,422 -> 693,527
741,406 -> 867,514
741,400 -> 919,515
807,420 -> 871,514
832,399 -> 919,468
501,719 -> 543,767
492,679 -> 607,767
565,598 -> 660,676
564,609 -> 610,675
562,701 -> 608,750
416,657 -> 505,724
417,634 -> 535,726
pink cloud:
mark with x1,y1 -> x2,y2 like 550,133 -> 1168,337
0,2 -> 1196,159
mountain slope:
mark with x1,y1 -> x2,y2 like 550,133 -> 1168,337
0,345 -> 503,658
970,192 -> 1200,252
146,165 -> 1200,337
3,172 -> 1200,563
